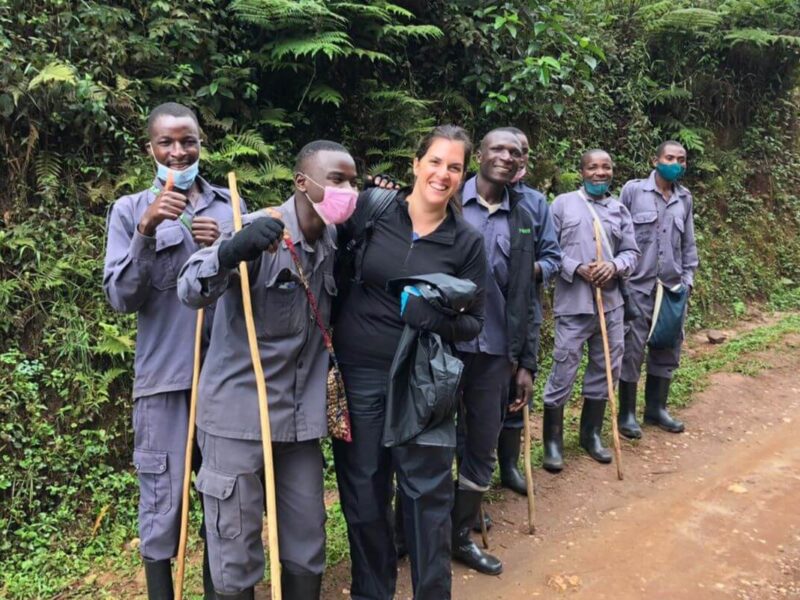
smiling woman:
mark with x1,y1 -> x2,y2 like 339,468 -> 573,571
331,125 -> 488,600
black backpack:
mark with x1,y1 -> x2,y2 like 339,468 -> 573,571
332,187 -> 398,322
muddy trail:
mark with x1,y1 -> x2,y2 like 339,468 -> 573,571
95,320 -> 800,600
327,328 -> 800,600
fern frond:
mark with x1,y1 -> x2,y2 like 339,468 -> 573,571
308,84 -> 344,106
259,162 -> 294,182
379,24 -> 443,41
726,28 -> 800,48
231,0 -> 345,31
648,83 -> 692,105
332,2 -> 392,22
268,31 -> 353,60
259,107 -> 293,129
649,8 -> 722,32
28,62 -> 77,90
381,3 -> 415,20
367,90 -> 430,109
351,48 -> 395,63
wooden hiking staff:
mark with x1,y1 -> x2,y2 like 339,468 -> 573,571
229,171 -> 283,599
593,220 -> 624,481
174,307 -> 203,600
522,404 -> 536,533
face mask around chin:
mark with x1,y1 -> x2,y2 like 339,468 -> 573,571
156,159 -> 200,190
583,180 -> 610,196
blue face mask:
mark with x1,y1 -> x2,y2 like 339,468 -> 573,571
655,162 -> 685,182
583,180 -> 611,197
156,159 -> 200,190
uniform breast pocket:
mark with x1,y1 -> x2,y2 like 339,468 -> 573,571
558,219 -> 581,248
152,225 -> 186,290
632,211 -> 658,246
257,269 -> 306,339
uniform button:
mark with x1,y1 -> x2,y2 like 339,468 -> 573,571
298,361 -> 304,369
159,464 -> 165,472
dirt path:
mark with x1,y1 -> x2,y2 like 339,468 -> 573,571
93,323 -> 800,599
377,332 -> 800,600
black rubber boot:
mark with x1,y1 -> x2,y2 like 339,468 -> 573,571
143,559 -> 174,600
579,400 -> 612,464
217,589 -> 254,600
542,405 -> 565,473
472,508 -> 493,533
617,380 -> 642,440
497,427 -> 528,495
644,374 -> 685,433
281,569 -> 322,600
451,488 -> 503,575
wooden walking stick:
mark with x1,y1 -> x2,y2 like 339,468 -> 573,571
593,220 -> 624,481
174,307 -> 203,600
522,404 -> 536,533
228,172 -> 282,598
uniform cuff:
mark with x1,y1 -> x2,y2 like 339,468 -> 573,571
131,230 -> 157,260
561,257 -> 581,283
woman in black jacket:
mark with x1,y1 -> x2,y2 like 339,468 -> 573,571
332,125 -> 486,600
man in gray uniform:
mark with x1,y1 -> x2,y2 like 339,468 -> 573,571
104,102 -> 233,598
542,149 -> 640,473
177,140 -> 359,599
618,141 -> 699,437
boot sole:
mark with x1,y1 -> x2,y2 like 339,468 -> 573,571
643,417 -> 685,433
619,427 -> 642,440
542,463 -> 564,473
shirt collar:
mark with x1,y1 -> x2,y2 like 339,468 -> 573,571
462,175 -> 510,212
147,175 -> 222,213
644,169 -> 687,204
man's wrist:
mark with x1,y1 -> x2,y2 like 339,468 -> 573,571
137,218 -> 156,237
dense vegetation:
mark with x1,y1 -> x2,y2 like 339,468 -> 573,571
1,0 -> 799,596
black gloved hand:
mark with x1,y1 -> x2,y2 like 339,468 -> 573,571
218,216 -> 285,269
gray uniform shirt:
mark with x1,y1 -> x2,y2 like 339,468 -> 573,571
552,190 -> 640,317
177,197 -> 335,442
103,177 -> 235,398
620,170 -> 699,293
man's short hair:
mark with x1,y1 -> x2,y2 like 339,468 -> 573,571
579,148 -> 611,169
146,102 -> 199,136
495,126 -> 525,137
655,140 -> 686,158
479,127 -> 522,151
294,140 -> 349,172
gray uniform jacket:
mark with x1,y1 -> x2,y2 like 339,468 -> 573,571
620,171 -> 699,293
177,197 -> 335,442
103,176 -> 236,398
551,190 -> 640,317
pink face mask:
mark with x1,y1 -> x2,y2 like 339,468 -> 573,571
511,165 -> 527,184
301,175 -> 358,225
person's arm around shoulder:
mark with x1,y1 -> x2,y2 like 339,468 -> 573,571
103,198 -> 157,313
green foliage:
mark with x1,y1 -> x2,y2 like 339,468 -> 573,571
2,0 -> 800,596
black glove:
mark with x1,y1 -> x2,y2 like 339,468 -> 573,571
218,216 -> 284,269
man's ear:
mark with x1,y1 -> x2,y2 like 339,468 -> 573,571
146,142 -> 154,160
294,171 -> 308,194
475,149 -> 483,163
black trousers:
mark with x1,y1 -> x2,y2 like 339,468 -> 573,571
333,364 -> 454,600
455,352 -> 512,489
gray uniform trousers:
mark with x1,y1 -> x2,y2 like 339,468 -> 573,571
621,288 -> 685,382
133,390 -> 196,561
542,306 -> 625,408
195,429 -> 326,594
